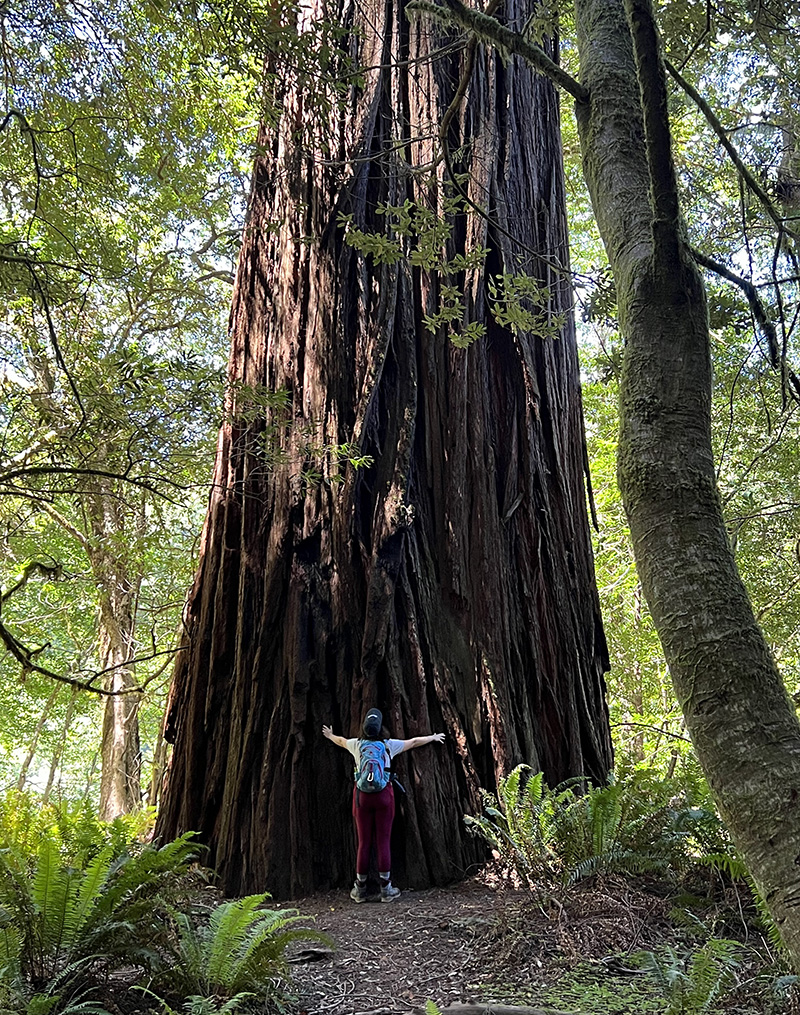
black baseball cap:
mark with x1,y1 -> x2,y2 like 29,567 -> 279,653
363,708 -> 382,737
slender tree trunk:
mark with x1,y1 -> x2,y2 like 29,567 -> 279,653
34,480 -> 144,817
89,482 -> 142,820
97,612 -> 142,820
17,685 -> 59,791
42,687 -> 78,805
158,0 -> 612,897
83,751 -> 99,803
632,586 -> 644,761
572,0 -> 800,968
147,702 -> 170,808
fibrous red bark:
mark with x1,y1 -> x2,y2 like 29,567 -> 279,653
157,0 -> 612,897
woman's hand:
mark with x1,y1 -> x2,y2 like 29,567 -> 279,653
431,732 -> 445,744
323,725 -> 349,750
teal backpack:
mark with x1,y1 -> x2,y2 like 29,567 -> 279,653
355,739 -> 391,792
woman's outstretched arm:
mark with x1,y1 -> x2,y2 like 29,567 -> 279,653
322,725 -> 350,750
396,732 -> 445,753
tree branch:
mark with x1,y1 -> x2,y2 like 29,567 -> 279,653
409,0 -> 590,103
0,616 -> 101,692
0,464 -> 187,500
691,247 -> 780,368
623,0 -> 682,263
665,58 -> 800,245
37,501 -> 93,552
610,720 -> 692,743
27,266 -> 87,424
1,559 -> 63,604
0,612 -> 184,696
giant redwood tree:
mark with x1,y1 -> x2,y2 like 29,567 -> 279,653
157,0 -> 613,897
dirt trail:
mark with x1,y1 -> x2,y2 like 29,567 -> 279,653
285,876 -> 676,1015
286,880 -> 518,1015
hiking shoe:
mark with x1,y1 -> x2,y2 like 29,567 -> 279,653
380,883 -> 401,903
350,882 -> 368,903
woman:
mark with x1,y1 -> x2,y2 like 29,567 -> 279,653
322,708 -> 445,903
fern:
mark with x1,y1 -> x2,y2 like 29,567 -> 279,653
206,895 -> 269,986
638,939 -> 740,1014
156,894 -> 331,1001
465,766 -> 746,898
0,829 -> 205,992
31,838 -> 72,964
134,988 -> 258,1015
0,791 -> 152,873
66,849 -> 114,951
0,967 -> 113,1015
744,871 -> 787,956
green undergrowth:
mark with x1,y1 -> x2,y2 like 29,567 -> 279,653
0,792 -> 155,865
540,964 -> 667,1015
465,766 -> 747,904
459,764 -> 800,1014
462,969 -> 665,1015
0,791 -> 323,1015
537,944 -> 798,1015
461,928 -> 796,1014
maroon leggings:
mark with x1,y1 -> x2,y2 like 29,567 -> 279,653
352,784 -> 395,873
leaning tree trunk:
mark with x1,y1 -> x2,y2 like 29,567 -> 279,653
157,0 -> 612,897
573,0 -> 800,968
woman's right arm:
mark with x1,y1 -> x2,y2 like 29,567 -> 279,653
322,725 -> 350,750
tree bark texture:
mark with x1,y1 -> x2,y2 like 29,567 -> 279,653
573,0 -> 800,969
157,0 -> 612,898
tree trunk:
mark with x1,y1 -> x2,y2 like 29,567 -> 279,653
17,684 -> 60,792
90,482 -> 143,820
32,480 -> 144,818
98,621 -> 142,820
42,687 -> 78,805
146,699 -> 170,808
157,0 -> 612,897
572,0 -> 800,968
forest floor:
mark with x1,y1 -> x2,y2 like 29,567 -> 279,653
283,873 -> 711,1015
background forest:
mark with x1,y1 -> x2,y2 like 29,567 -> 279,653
1,0 -> 800,1012
3,0 -> 798,812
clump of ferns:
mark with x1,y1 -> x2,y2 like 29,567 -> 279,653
464,765 -> 726,900
637,939 -> 742,1015
149,893 -> 332,1007
0,831 -> 204,992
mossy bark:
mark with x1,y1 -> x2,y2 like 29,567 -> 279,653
574,0 -> 800,967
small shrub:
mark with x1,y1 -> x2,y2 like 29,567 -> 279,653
638,938 -> 741,1014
